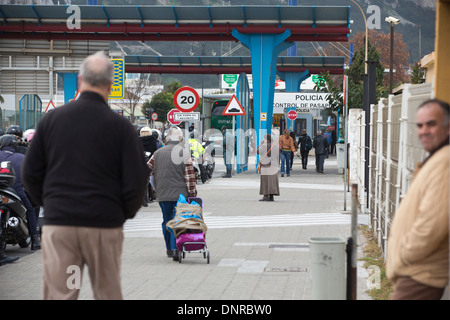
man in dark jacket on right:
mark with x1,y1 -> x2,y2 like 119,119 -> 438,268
313,130 -> 328,173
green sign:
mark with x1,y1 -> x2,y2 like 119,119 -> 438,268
223,74 -> 238,87
312,74 -> 324,84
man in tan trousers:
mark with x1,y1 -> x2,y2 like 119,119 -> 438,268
386,99 -> 449,300
22,52 -> 149,299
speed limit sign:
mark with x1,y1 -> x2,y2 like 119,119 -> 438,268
173,86 -> 200,113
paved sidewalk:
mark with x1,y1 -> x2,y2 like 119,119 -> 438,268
0,154 -> 373,301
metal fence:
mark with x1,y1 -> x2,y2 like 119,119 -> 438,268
349,82 -> 432,255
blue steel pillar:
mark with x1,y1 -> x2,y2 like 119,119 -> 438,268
232,29 -> 293,152
287,0 -> 298,57
60,73 -> 78,104
277,70 -> 310,92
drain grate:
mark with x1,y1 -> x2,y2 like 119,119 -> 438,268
264,267 -> 308,272
269,244 -> 309,249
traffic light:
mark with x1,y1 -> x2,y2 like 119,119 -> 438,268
145,108 -> 153,120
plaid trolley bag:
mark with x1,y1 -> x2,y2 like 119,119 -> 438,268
166,195 -> 210,263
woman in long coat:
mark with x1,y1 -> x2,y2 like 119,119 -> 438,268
257,134 -> 280,201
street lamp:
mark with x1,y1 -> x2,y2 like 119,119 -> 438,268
385,16 -> 400,94
349,0 -> 368,74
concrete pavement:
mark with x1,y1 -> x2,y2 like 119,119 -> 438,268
0,153 -> 373,301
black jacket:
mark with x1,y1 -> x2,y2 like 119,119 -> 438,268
298,134 -> 312,152
140,135 -> 158,161
313,134 -> 329,155
22,91 -> 149,228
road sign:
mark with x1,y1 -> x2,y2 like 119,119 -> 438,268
151,112 -> 158,121
287,110 -> 298,120
174,112 -> 200,122
223,74 -> 238,88
108,59 -> 125,99
173,86 -> 200,113
260,113 -> 267,121
167,108 -> 181,125
222,94 -> 246,116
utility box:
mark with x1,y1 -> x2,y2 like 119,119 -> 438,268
336,143 -> 346,174
309,237 -> 346,300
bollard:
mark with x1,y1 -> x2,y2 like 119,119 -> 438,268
309,237 -> 346,300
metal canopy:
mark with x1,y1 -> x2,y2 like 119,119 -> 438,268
0,4 -> 350,42
125,55 -> 345,75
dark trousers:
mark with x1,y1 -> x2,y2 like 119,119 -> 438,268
300,149 -> 309,168
158,201 -> 177,251
315,153 -> 326,173
391,277 -> 445,300
17,188 -> 37,236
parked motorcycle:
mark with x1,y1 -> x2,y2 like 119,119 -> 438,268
202,139 -> 215,180
0,161 -> 30,249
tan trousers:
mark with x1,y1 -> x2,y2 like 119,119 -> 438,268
41,225 -> 124,300
391,276 -> 445,300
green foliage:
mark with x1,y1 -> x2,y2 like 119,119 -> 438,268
315,41 -> 389,114
410,62 -> 425,84
165,81 -> 183,94
142,89 -> 176,123
346,41 -> 385,87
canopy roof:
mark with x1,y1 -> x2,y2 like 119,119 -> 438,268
125,55 -> 345,74
0,4 -> 351,42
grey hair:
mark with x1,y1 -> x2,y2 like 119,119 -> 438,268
165,127 -> 184,142
79,51 -> 114,87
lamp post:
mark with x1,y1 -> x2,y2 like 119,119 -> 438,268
385,16 -> 400,94
349,0 -> 368,73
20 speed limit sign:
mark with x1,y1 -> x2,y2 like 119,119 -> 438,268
173,86 -> 200,113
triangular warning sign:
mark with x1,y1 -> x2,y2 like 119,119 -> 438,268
45,100 -> 57,113
222,94 -> 246,116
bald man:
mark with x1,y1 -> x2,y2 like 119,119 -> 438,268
22,51 -> 149,300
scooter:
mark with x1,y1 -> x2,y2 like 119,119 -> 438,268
202,140 -> 215,180
0,161 -> 30,250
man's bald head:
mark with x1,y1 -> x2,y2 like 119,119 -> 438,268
79,51 -> 114,88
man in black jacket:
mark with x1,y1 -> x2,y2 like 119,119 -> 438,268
313,130 -> 329,174
22,51 -> 149,300
298,129 -> 312,170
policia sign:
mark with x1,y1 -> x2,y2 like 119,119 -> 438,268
273,93 -> 331,114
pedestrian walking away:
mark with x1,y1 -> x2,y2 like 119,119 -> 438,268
22,51 -> 149,300
298,129 -> 312,170
221,126 -> 234,178
257,134 -> 280,202
140,126 -> 158,206
289,131 -> 298,171
278,128 -> 296,177
386,99 -> 450,300
147,127 -> 197,261
313,130 -> 328,173
323,130 -> 332,157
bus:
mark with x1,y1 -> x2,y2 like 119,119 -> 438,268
210,99 -> 232,131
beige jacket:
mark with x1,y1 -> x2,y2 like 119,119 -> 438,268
386,145 -> 449,289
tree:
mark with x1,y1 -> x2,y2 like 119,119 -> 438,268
352,30 -> 410,88
117,75 -> 154,124
142,81 -> 183,123
410,62 -> 425,84
315,40 -> 389,115
346,40 -> 385,87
